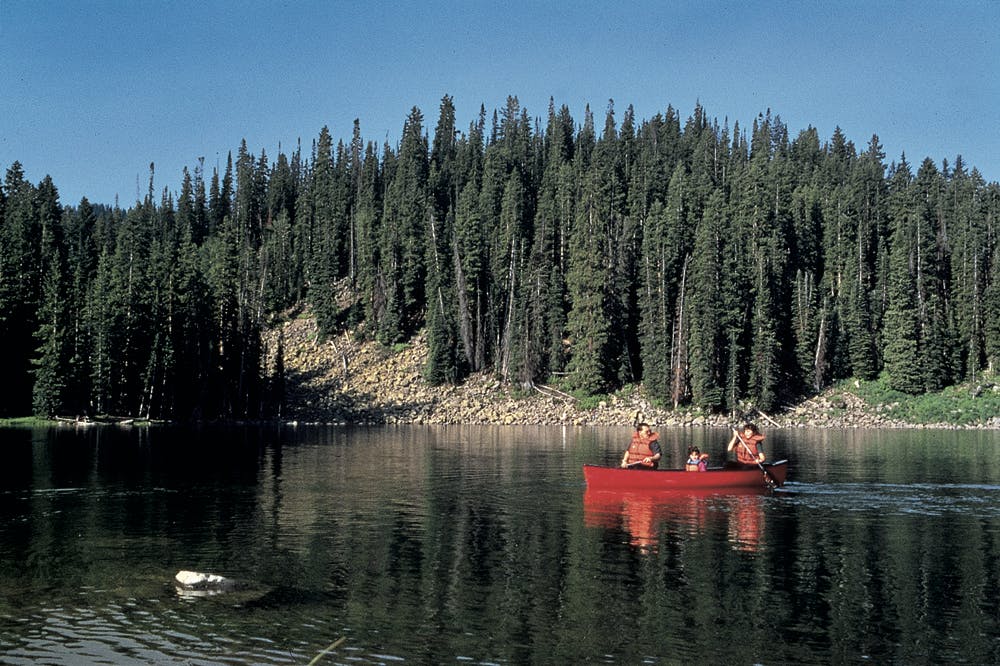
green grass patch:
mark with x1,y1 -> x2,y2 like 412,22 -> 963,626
0,416 -> 56,426
572,392 -> 609,410
843,373 -> 1000,426
566,384 -> 644,412
844,374 -> 909,405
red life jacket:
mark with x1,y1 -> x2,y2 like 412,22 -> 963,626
735,433 -> 764,464
626,433 -> 658,467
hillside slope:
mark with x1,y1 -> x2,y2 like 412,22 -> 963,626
266,314 -> 999,429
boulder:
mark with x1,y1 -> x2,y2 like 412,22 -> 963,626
174,570 -> 238,597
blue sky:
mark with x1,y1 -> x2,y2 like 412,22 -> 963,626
1,0 -> 997,208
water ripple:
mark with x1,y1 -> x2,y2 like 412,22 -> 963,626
777,481 -> 1000,517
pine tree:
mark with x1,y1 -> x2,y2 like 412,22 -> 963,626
191,157 -> 208,244
732,113 -> 793,411
206,215 -> 238,417
98,196 -> 155,414
353,139 -> 382,332
61,198 -> 97,413
33,257 -> 67,416
946,158 -> 990,380
518,101 -> 574,386
789,181 -> 824,390
985,197 -> 1000,372
425,96 -> 462,384
494,173 -> 527,382
208,152 -> 233,233
171,215 -> 212,420
564,197 -> 611,394
599,103 -> 641,388
565,108 -> 611,394
687,190 -> 727,409
882,158 -> 924,393
477,120 -> 508,366
31,177 -> 67,416
844,136 -> 887,380
307,128 -> 346,335
913,158 -> 956,390
664,165 -> 693,406
261,148 -> 300,313
453,179 -> 488,371
137,187 -> 176,419
748,228 -> 785,410
378,107 -> 429,344
0,163 -> 41,416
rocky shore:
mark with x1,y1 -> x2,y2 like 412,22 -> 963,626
266,315 -> 999,430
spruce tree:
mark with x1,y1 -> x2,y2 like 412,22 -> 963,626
565,109 -> 611,395
31,177 -> 67,416
844,136 -> 887,380
882,158 -> 924,393
789,181 -> 824,389
913,158 -> 956,390
61,198 -> 97,413
0,163 -> 40,415
378,107 -> 429,344
307,127 -> 344,336
453,180 -> 488,371
425,96 -> 462,384
687,190 -> 727,409
353,139 -> 382,332
985,214 -> 1000,371
495,173 -> 527,382
946,159 -> 990,380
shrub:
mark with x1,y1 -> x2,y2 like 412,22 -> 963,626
846,374 -> 1000,426
573,392 -> 609,411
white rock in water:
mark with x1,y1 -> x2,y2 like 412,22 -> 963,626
175,570 -> 230,588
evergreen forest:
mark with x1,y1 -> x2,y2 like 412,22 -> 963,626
2,96 -> 999,420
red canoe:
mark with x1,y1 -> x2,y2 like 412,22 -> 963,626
583,460 -> 788,491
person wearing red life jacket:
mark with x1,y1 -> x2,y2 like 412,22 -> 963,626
620,422 -> 662,469
727,422 -> 766,467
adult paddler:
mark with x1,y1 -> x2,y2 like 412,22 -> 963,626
620,422 -> 662,469
727,422 -> 766,468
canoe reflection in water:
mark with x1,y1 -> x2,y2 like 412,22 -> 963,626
583,487 -> 767,554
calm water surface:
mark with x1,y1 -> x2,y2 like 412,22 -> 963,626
1,425 -> 999,665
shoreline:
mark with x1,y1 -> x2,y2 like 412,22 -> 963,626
7,316 -> 998,431
265,316 -> 1000,431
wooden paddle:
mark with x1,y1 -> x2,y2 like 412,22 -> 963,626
732,427 -> 778,487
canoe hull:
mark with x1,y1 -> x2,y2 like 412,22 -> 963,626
583,460 -> 787,491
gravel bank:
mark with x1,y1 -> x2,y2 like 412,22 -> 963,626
266,315 -> 999,430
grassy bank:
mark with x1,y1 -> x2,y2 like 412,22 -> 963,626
0,416 -> 56,427
838,374 -> 1000,427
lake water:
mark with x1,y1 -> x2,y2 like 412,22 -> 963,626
1,425 -> 999,665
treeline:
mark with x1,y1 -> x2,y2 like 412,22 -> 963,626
2,95 -> 999,420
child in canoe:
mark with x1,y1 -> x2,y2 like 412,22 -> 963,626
685,447 -> 709,472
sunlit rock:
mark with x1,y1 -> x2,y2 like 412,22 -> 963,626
174,570 -> 236,597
